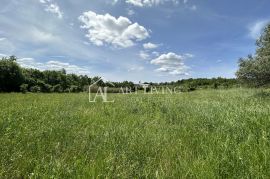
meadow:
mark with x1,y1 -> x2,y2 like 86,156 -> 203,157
0,89 -> 270,178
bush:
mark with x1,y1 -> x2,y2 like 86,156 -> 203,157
20,84 -> 28,93
37,80 -> 52,93
30,85 -> 41,93
64,88 -> 70,93
188,87 -> 196,92
213,83 -> 219,89
52,84 -> 63,93
70,85 -> 79,93
107,87 -> 122,93
145,87 -> 151,93
44,84 -> 53,93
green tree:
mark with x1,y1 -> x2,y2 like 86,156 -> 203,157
237,24 -> 270,87
0,56 -> 24,92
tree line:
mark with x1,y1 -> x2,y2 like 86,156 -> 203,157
0,56 -> 239,93
157,78 -> 239,91
0,56 -> 136,93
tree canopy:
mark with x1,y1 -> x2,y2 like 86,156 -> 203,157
236,23 -> 270,87
0,56 -> 24,92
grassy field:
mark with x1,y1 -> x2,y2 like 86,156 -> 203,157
0,89 -> 270,178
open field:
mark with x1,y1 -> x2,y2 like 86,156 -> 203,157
1,89 -> 270,178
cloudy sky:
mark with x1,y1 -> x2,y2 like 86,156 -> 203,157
0,0 -> 270,82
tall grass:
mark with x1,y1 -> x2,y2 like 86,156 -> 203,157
0,89 -> 270,178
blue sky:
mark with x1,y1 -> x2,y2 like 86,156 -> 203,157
0,0 -> 270,82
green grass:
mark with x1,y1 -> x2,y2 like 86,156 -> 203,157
1,89 -> 270,178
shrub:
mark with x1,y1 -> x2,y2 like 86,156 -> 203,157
64,88 -> 70,93
213,83 -> 219,89
70,85 -> 79,93
44,84 -> 53,93
30,85 -> 41,93
188,87 -> 196,92
145,87 -> 151,93
37,80 -> 52,93
52,84 -> 63,93
20,84 -> 28,93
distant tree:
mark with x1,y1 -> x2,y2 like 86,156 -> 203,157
22,69 -> 37,87
236,23 -> 270,87
9,55 -> 17,61
61,68 -> 66,75
92,76 -> 104,86
79,75 -> 90,89
0,56 -> 24,92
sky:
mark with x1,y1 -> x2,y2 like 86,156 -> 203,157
0,0 -> 270,82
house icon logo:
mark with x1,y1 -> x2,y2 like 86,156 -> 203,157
89,77 -> 115,103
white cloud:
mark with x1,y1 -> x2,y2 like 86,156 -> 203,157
126,0 -> 179,7
151,52 -> 192,75
182,0 -> 197,11
112,0 -> 119,5
127,9 -> 135,16
39,0 -> 63,19
17,58 -> 45,70
143,42 -> 159,49
78,11 -> 149,48
17,58 -> 90,75
31,27 -> 56,43
128,66 -> 144,72
39,0 -> 47,3
184,53 -> 194,58
0,53 -> 8,57
139,51 -> 150,59
249,20 -> 270,39
216,59 -> 222,63
45,4 -> 63,19
0,37 -> 6,41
